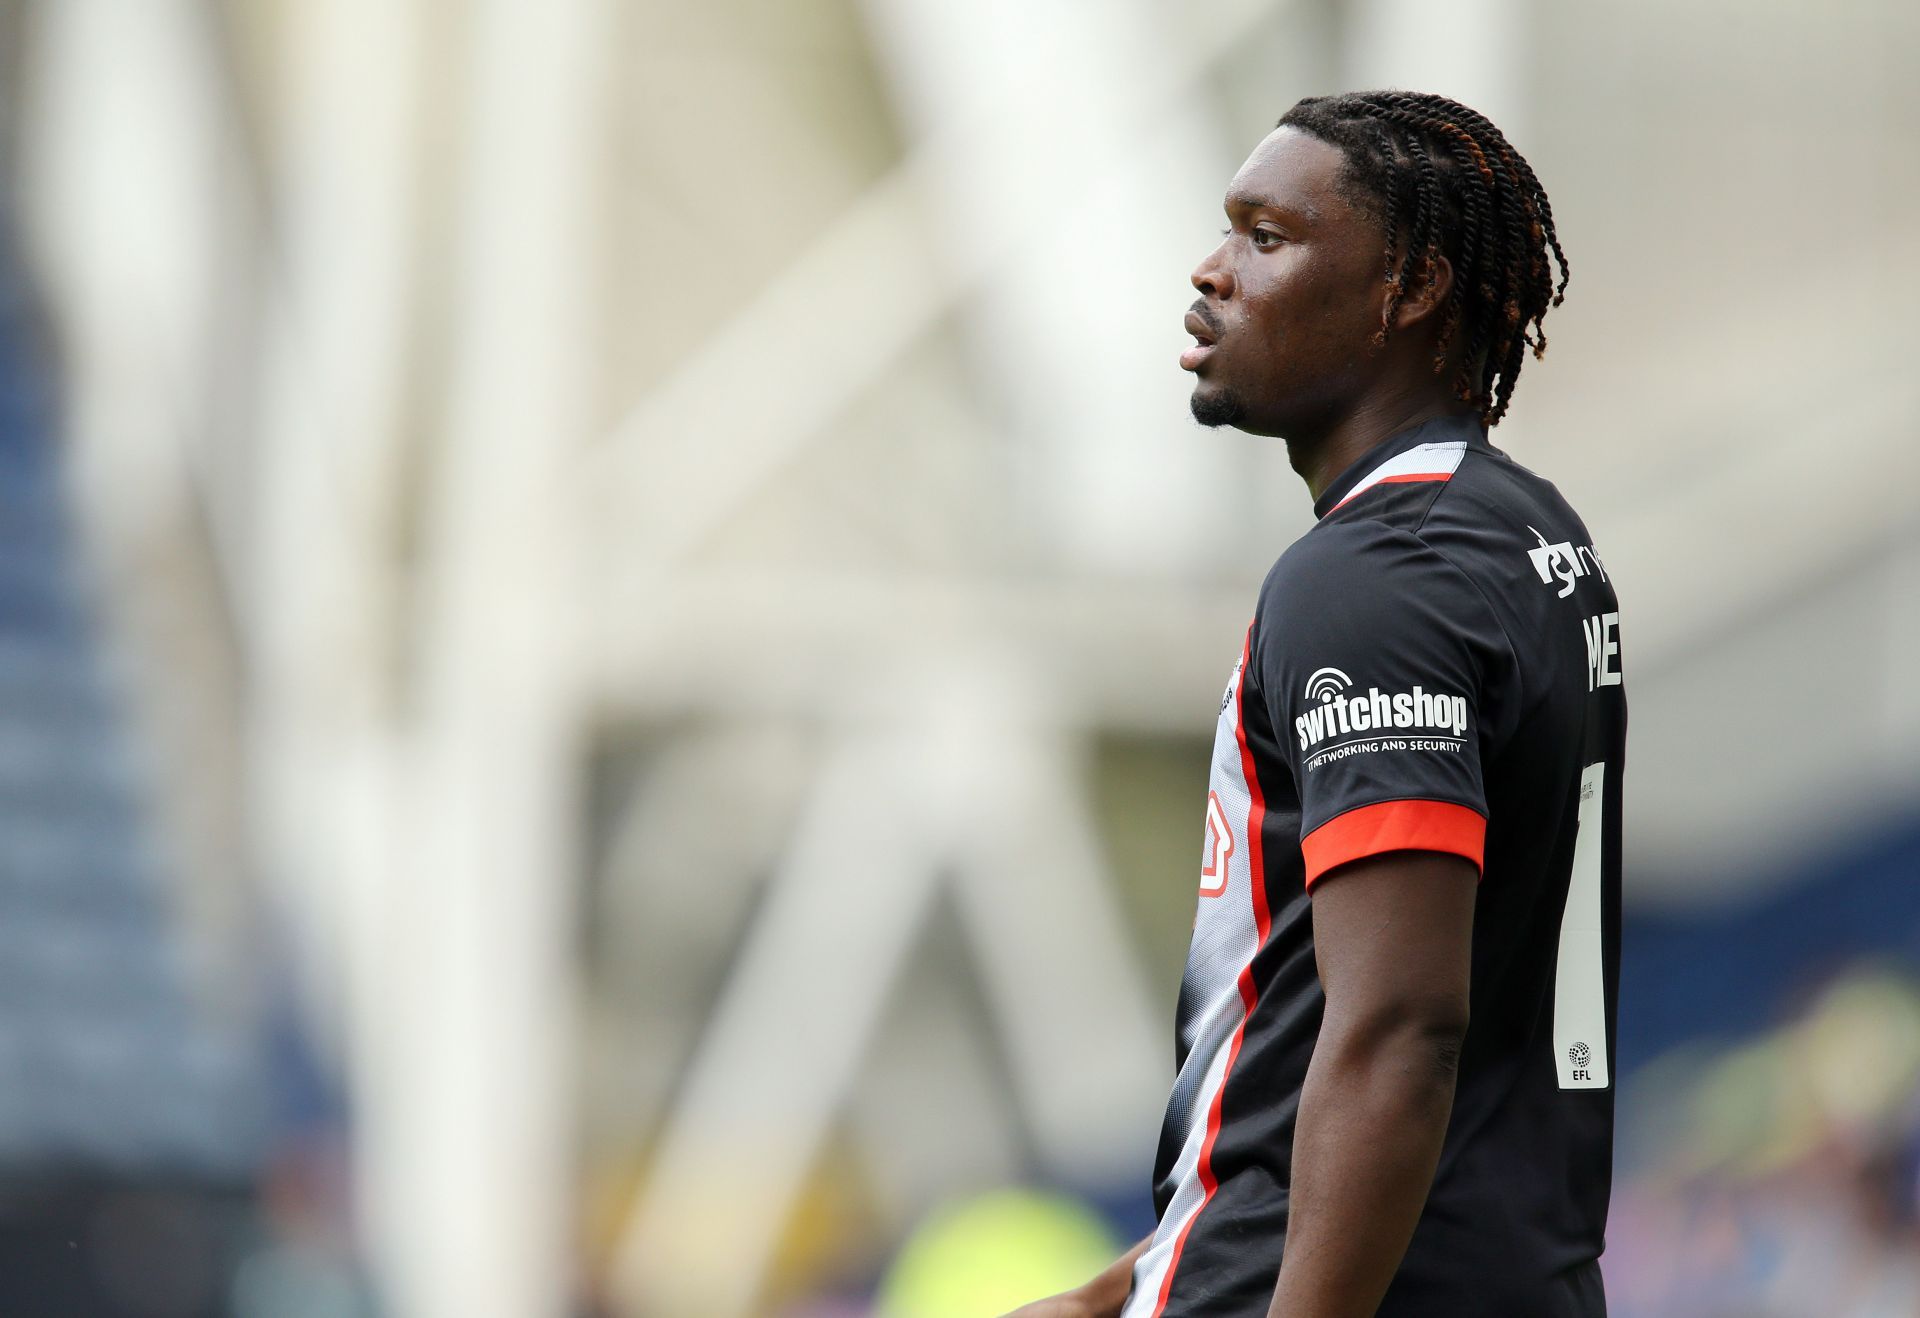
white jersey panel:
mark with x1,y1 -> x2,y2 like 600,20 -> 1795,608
1124,637 -> 1267,1316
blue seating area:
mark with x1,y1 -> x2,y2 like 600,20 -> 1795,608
0,223 -> 261,1267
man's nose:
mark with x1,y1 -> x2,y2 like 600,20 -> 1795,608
1192,246 -> 1234,300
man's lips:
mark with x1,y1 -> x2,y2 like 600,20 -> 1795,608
1181,308 -> 1219,372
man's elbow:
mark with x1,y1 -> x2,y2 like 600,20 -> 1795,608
1321,995 -> 1470,1090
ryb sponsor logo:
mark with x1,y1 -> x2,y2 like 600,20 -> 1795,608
1527,525 -> 1608,598
1293,667 -> 1469,751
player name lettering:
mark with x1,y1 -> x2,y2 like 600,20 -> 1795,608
1294,684 -> 1469,751
1582,611 -> 1622,692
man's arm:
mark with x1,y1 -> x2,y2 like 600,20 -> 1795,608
1004,1235 -> 1151,1318
1267,850 -> 1477,1318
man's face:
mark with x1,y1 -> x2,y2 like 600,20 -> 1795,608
1181,127 -> 1390,437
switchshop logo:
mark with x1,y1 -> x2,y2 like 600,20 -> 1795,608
1293,667 -> 1469,751
1303,667 -> 1350,703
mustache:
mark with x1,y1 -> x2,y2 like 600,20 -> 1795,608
1187,300 -> 1222,338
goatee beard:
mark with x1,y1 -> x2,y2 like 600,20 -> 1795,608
1190,385 -> 1247,429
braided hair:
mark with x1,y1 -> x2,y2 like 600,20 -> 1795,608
1278,91 -> 1569,427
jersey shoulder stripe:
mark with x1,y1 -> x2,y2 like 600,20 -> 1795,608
1328,439 -> 1468,511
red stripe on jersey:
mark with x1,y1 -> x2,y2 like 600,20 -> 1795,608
1331,471 -> 1455,511
1301,799 -> 1486,889
1152,625 -> 1272,1316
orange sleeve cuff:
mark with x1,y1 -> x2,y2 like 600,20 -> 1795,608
1301,800 -> 1486,890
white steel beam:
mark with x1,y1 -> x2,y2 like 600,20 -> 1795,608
607,728 -> 953,1318
388,0 -> 606,1315
583,0 -> 1297,570
607,661 -> 1168,1318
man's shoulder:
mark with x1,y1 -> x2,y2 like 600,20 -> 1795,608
1429,447 -> 1611,607
1317,449 -> 1590,591
1259,511 -> 1462,615
1255,444 -> 1606,634
1438,444 -> 1605,552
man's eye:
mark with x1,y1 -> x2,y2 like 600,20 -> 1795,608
1251,229 -> 1282,249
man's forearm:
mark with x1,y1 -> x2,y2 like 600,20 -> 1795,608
1266,1020 -> 1461,1318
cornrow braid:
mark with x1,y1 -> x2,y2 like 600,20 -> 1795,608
1374,121 -> 1434,348
1277,90 -> 1570,426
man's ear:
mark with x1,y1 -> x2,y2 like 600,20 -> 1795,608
1393,252 -> 1454,332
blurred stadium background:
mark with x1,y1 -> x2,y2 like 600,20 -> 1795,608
0,0 -> 1914,1314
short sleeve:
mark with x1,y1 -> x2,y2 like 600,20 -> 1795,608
1255,521 -> 1509,890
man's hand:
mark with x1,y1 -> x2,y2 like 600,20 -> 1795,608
1000,1235 -> 1149,1318
1003,1296 -> 1093,1318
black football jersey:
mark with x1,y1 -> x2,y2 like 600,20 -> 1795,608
1123,414 -> 1625,1318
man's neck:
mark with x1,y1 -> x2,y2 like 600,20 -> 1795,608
1288,394 -> 1480,502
